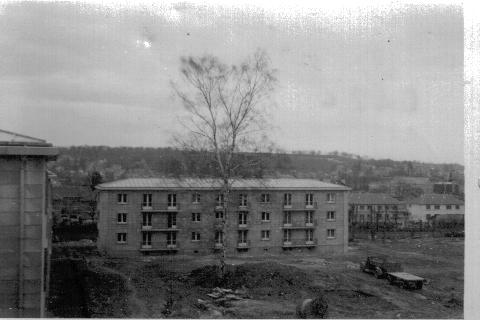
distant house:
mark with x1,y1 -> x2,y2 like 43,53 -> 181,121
52,185 -> 95,224
432,182 -> 460,195
407,194 -> 464,223
349,192 -> 409,227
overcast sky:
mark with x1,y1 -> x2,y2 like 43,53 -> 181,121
0,1 -> 463,164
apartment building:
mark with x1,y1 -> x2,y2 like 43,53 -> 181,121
349,192 -> 409,227
96,178 -> 350,256
0,130 -> 58,317
407,193 -> 464,222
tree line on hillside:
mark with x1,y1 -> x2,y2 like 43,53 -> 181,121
48,146 -> 464,195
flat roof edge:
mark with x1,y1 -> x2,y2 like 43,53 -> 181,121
0,146 -> 59,157
96,186 -> 351,191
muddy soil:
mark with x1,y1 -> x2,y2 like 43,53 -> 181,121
51,237 -> 463,318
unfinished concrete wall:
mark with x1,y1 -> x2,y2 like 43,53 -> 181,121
0,157 -> 49,317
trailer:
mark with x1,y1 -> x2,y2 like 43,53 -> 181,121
386,272 -> 425,290
360,256 -> 403,279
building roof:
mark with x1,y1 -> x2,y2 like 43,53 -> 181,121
52,186 -> 94,200
349,192 -> 402,205
409,194 -> 464,205
0,129 -> 51,146
0,129 -> 58,157
96,177 -> 351,191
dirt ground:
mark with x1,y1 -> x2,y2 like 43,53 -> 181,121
76,237 -> 464,319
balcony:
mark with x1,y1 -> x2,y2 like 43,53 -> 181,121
141,224 -> 180,232
238,220 -> 249,228
213,242 -> 224,250
141,203 -> 180,212
281,220 -> 317,229
139,242 -> 178,252
237,240 -> 251,249
282,239 -> 317,248
282,202 -> 318,211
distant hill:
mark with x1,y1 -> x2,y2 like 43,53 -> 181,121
48,146 -> 464,193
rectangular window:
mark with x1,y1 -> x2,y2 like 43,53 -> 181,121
191,212 -> 201,222
305,211 -> 313,224
446,205 -> 452,209
142,212 -> 152,227
455,204 -> 460,209
284,193 -> 292,206
260,193 -> 270,203
117,232 -> 127,243
426,204 -> 431,210
216,193 -> 225,207
306,229 -> 313,242
261,211 -> 270,222
393,205 -> 398,210
167,232 -> 176,245
283,229 -> 291,242
215,231 -> 224,244
117,213 -> 127,224
168,213 -> 177,228
167,193 -> 177,207
238,230 -> 248,244
216,210 -> 224,219
117,193 -> 127,204
327,211 -> 336,221
142,193 -> 152,207
434,205 -> 440,210
284,211 -> 292,225
191,232 -> 201,241
367,205 -> 372,210
261,230 -> 270,240
142,232 -> 151,245
305,193 -> 314,206
359,215 -> 365,223
239,211 -> 248,225
377,205 -> 383,211
327,193 -> 336,203
239,193 -> 248,207
327,229 -> 336,238
359,205 -> 365,210
192,193 -> 201,203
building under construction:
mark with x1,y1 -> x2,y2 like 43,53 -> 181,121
0,130 -> 58,317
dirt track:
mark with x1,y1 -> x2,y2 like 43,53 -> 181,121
78,236 -> 463,318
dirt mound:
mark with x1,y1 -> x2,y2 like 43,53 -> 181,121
190,262 -> 313,296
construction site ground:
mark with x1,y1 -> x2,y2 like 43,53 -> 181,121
48,236 -> 463,318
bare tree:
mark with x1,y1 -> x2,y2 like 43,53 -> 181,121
172,50 -> 276,273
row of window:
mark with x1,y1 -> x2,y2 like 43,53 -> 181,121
358,205 -> 399,211
117,228 -> 337,244
117,211 -> 337,224
425,204 -> 460,210
117,192 -> 337,206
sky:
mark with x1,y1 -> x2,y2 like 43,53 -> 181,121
0,1 -> 464,164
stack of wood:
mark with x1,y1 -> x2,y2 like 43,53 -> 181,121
206,287 -> 250,305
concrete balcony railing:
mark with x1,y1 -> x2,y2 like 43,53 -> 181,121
141,203 -> 180,212
283,202 -> 318,211
140,242 -> 178,251
282,220 -> 317,229
141,224 -> 179,232
237,240 -> 251,248
238,221 -> 249,228
282,238 -> 317,248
